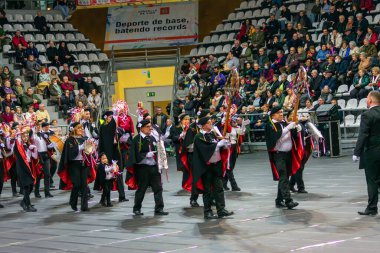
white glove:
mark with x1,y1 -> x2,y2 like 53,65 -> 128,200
179,132 -> 186,139
0,143 -> 5,148
29,145 -> 36,150
217,139 -> 228,148
296,124 -> 302,132
47,143 -> 55,149
286,122 -> 296,130
146,151 -> 155,158
352,155 -> 360,162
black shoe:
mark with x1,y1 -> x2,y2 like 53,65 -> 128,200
275,201 -> 286,208
298,189 -> 308,194
286,201 -> 299,210
290,186 -> 297,193
26,205 -> 37,212
87,194 -> 94,199
50,185 -> 56,189
71,204 -> 78,211
45,193 -> 54,198
81,207 -> 89,212
35,193 -> 42,198
13,192 -> 19,197
204,211 -> 218,219
20,201 -> 27,211
155,209 -> 169,215
210,200 -> 216,206
223,184 -> 230,191
217,209 -> 234,218
190,200 -> 200,207
119,197 -> 129,202
99,201 -> 107,207
0,203 -> 4,208
231,187 -> 241,191
358,209 -> 378,216
133,210 -> 144,216
106,203 -> 113,207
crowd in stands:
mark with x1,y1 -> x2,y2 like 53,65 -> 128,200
0,8 -> 102,123
176,0 -> 380,141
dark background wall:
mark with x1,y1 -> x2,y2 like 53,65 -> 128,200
70,0 -> 242,54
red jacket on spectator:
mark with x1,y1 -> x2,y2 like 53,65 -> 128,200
367,32 -> 378,44
60,82 -> 74,91
1,112 -> 14,124
360,0 -> 374,11
12,35 -> 27,48
118,114 -> 134,135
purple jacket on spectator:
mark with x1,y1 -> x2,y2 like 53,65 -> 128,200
210,73 -> 226,88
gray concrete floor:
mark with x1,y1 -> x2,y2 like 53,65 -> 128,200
0,152 -> 378,253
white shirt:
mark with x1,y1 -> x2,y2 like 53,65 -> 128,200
200,130 -> 221,163
273,120 -> 293,152
137,132 -> 157,166
34,132 -> 48,152
74,139 -> 84,160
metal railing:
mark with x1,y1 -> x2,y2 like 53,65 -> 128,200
2,0 -> 74,10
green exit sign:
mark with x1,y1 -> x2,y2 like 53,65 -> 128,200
146,92 -> 156,97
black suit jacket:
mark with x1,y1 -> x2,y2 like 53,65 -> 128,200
153,113 -> 168,132
354,106 -> 380,169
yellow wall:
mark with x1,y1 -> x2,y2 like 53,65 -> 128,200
115,66 -> 175,101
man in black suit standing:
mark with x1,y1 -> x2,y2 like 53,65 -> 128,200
354,91 -> 380,216
153,107 -> 168,133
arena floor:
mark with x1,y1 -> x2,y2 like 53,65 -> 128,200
0,152 -> 378,253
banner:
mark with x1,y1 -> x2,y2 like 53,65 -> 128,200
104,2 -> 198,50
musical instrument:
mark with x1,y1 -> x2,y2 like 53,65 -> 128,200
49,135 -> 64,153
83,139 -> 97,155
223,68 -> 240,137
287,67 -> 308,123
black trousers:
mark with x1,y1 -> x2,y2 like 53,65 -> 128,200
187,152 -> 199,201
50,158 -> 58,185
22,184 -> 33,207
364,158 -> 380,211
101,180 -> 113,204
0,159 -> 3,195
68,161 -> 89,210
202,161 -> 225,213
273,152 -> 293,204
116,173 -> 125,199
290,161 -> 306,191
35,152 -> 51,195
133,164 -> 164,212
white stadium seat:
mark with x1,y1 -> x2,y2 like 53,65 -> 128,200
215,24 -> 224,32
35,44 -> 46,53
211,34 -> 220,42
353,115 -> 362,127
14,14 -> 24,22
80,65 -> 91,74
337,99 -> 346,109
45,33 -> 56,41
358,98 -> 367,109
227,33 -> 236,41
227,13 -> 236,21
197,47 -> 206,56
214,45 -> 223,54
203,35 -> 211,43
77,43 -> 87,51
98,53 -> 109,61
24,14 -> 34,22
218,34 -> 227,42
93,76 -> 104,86
345,98 -> 358,109
206,46 -> 214,55
341,114 -> 355,127
224,23 -> 232,31
222,44 -> 231,53
189,48 -> 197,56
91,65 -> 105,74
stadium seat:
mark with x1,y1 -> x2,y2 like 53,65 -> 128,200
203,35 -> 211,43
214,45 -> 223,54
35,34 -> 46,42
24,14 -> 34,22
13,24 -> 24,32
239,1 -> 248,9
45,33 -> 56,41
374,14 -> 380,24
3,45 -> 11,54
35,44 -> 46,53
337,99 -> 346,109
341,114 -> 355,127
24,34 -> 35,42
76,33 -> 87,41
222,44 -> 231,53
39,55 -> 50,64
65,33 -> 76,41
366,16 -> 373,24
14,14 -> 24,22
343,85 -> 355,97
252,9 -> 260,17
232,22 -> 240,30
244,10 -> 252,19
6,14 -> 13,22
80,65 -> 91,74
76,43 -> 87,51
77,53 -> 89,62
211,34 -> 220,42
215,24 -> 224,32
227,13 -> 236,21
235,12 -> 244,20
224,23 -> 232,31
358,98 -> 367,109
312,100 -> 318,107
218,56 -> 226,63
91,65 -> 105,74
218,34 -> 227,42
45,14 -> 54,22
353,115 -> 361,127
345,98 -> 358,109
297,3 -> 306,11
257,18 -> 265,27
288,5 -> 296,13
24,24 -> 37,32
98,53 -> 109,61
64,23 -> 76,31
197,47 -> 206,56
335,84 -> 348,97
227,33 -> 236,41
88,53 -> 99,61
54,14 -> 64,22
206,46 -> 214,55
93,76 -> 104,86
87,43 -> 99,51
56,33 -> 65,41
261,8 -> 269,17
189,48 -> 197,56
67,43 -> 77,51
53,23 -> 64,31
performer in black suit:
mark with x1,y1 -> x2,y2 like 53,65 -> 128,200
192,116 -> 234,219
265,106 -> 299,210
127,120 -> 168,216
58,122 -> 96,211
354,91 -> 380,216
